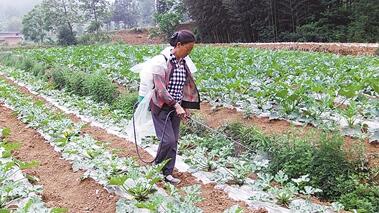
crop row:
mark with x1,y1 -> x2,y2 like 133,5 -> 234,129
3,45 -> 378,141
0,128 -> 63,213
0,65 -> 368,212
0,77 -> 204,212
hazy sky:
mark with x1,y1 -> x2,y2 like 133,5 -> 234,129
0,0 -> 116,18
0,0 -> 43,17
0,0 -> 120,31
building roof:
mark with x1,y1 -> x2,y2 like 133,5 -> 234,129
0,36 -> 23,39
0,31 -> 21,33
0,32 -> 22,36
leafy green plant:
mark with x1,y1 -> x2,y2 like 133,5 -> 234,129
49,67 -> 120,105
227,159 -> 253,186
222,123 -> 272,151
0,54 -> 17,67
165,184 -> 203,212
300,186 -> 323,197
134,194 -> 164,212
224,205 -> 244,213
268,134 -> 314,179
77,33 -> 111,45
19,57 -> 35,72
1,128 -> 11,139
65,71 -> 87,96
340,101 -> 361,127
84,71 -> 119,104
184,147 -> 218,171
274,170 -> 289,185
127,181 -> 158,201
108,160 -> 167,202
309,133 -> 352,199
111,92 -> 138,119
338,183 -> 379,213
256,173 -> 274,191
180,114 -> 209,137
274,188 -> 295,207
291,174 -> 311,188
177,135 -> 198,154
331,202 -> 345,213
50,67 -> 69,90
31,62 -> 46,77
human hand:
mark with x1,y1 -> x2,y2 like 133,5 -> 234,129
174,103 -> 188,122
184,108 -> 191,118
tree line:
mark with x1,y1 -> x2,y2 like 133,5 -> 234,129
183,0 -> 378,43
22,0 -> 154,45
22,0 -> 378,44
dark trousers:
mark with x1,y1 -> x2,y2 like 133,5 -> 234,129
152,109 -> 180,176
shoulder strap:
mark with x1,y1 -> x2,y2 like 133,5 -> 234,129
161,54 -> 168,62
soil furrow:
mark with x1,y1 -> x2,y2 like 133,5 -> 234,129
0,105 -> 118,213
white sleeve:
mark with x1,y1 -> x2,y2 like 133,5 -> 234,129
139,70 -> 154,97
138,55 -> 167,97
185,56 -> 197,73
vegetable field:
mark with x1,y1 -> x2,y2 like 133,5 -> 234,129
0,44 -> 378,213
16,45 -> 379,140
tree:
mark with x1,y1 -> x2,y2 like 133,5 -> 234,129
222,0 -> 272,42
184,0 -> 379,43
137,0 -> 155,26
111,0 -> 139,28
155,0 -> 173,13
22,5 -> 48,43
79,0 -> 110,33
41,0 -> 81,43
184,0 -> 234,42
154,0 -> 186,38
58,25 -> 77,45
347,0 -> 379,42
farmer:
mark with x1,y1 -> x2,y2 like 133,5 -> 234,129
149,30 -> 200,184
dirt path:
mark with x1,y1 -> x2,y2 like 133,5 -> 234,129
0,75 -> 265,213
109,29 -> 378,56
111,29 -> 163,45
208,42 -> 378,56
0,105 -> 118,213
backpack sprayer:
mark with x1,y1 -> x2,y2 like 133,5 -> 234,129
131,50 -> 254,163
132,102 -> 254,164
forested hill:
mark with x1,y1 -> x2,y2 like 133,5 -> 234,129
183,0 -> 379,43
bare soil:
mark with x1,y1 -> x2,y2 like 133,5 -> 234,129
0,105 -> 118,213
110,29 -> 378,56
111,29 -> 163,45
209,42 -> 378,56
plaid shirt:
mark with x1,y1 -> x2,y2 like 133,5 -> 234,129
150,55 -> 200,114
167,54 -> 187,102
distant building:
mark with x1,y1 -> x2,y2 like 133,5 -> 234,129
0,32 -> 23,46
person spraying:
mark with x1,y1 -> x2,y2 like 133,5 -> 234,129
130,30 -> 200,184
